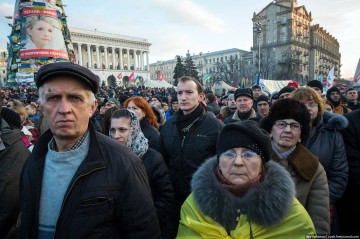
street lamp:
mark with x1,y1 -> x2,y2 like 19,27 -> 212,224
255,22 -> 262,83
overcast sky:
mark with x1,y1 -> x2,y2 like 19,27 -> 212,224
0,0 -> 359,79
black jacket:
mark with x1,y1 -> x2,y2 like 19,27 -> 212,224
140,119 -> 160,150
0,118 -> 30,238
142,148 -> 173,225
20,124 -> 160,239
159,110 -> 223,202
305,111 -> 348,204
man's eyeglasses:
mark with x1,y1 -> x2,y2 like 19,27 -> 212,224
220,151 -> 258,161
274,120 -> 302,131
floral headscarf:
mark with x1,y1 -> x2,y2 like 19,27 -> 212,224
126,109 -> 149,159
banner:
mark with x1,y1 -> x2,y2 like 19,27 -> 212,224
16,72 -> 34,83
323,66 -> 335,93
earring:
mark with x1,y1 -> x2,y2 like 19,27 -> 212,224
298,138 -> 301,143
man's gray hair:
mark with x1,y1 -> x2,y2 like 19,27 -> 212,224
38,86 -> 96,106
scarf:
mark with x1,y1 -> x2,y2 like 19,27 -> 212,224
271,141 -> 296,160
216,166 -> 262,197
237,109 -> 253,121
176,103 -> 204,134
127,110 -> 149,159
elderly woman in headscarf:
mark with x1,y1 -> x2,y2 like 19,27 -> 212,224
260,98 -> 330,234
108,109 -> 173,237
177,120 -> 315,238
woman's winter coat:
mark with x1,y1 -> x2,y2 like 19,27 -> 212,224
305,111 -> 348,204
271,143 -> 330,234
177,157 -> 315,238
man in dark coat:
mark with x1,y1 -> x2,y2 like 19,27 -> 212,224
159,76 -> 223,238
337,109 -> 360,235
20,62 -> 160,238
0,95 -> 30,238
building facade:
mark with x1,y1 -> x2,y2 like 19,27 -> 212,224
70,27 -> 152,85
149,48 -> 252,86
252,0 -> 340,84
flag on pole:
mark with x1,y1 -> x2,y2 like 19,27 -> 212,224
256,71 -> 261,86
354,58 -> 360,83
117,73 -> 123,80
246,74 -> 249,85
323,66 -> 335,93
129,72 -> 135,83
240,76 -> 246,89
134,75 -> 140,85
203,74 -> 211,82
158,72 -> 164,81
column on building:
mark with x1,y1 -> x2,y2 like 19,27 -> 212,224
119,48 -> 123,70
127,49 -> 130,70
146,52 -> 149,71
104,46 -> 108,69
140,51 -> 144,71
134,49 -> 137,70
112,47 -> 116,70
96,45 -> 100,69
77,43 -> 83,66
87,44 -> 92,68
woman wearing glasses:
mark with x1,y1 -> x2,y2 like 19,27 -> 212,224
289,88 -> 348,234
261,98 -> 330,234
177,120 -> 315,238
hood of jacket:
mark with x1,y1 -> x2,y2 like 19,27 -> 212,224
191,157 -> 295,232
316,110 -> 348,131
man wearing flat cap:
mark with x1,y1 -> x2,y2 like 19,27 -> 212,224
20,62 -> 160,238
223,88 -> 257,125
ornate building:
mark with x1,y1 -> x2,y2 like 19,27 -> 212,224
149,48 -> 252,85
252,0 -> 340,84
70,27 -> 152,85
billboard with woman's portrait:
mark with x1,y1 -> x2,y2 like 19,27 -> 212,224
19,7 -> 68,60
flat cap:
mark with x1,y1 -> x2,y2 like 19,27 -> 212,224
35,62 -> 99,93
234,88 -> 254,101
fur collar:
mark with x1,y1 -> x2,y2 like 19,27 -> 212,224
191,157 -> 295,233
271,143 -> 319,181
321,110 -> 348,130
232,108 -> 257,121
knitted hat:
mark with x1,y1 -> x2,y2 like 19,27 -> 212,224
278,86 -> 296,98
270,91 -> 279,101
35,62 -> 99,93
1,107 -> 22,128
256,95 -> 270,106
234,88 -> 253,101
105,98 -> 121,108
227,94 -> 234,101
216,121 -> 272,163
307,80 -> 323,93
152,94 -> 163,103
251,85 -> 261,90
326,86 -> 341,99
260,98 -> 310,142
170,95 -> 178,103
287,80 -> 299,88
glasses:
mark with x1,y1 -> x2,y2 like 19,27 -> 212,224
274,120 -> 302,131
303,102 -> 318,108
220,151 -> 258,161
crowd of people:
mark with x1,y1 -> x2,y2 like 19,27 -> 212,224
1,61 -> 360,238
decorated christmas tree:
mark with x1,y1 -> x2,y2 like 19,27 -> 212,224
6,0 -> 75,86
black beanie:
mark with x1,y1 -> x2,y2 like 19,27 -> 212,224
171,95 -> 178,104
326,86 -> 341,99
278,86 -> 296,98
307,80 -> 323,93
256,95 -> 270,106
216,120 -> 272,163
1,107 -> 22,128
260,98 -> 310,142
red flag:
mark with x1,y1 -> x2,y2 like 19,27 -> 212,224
101,65 -> 104,71
158,72 -> 164,81
129,72 -> 135,82
117,73 -> 123,80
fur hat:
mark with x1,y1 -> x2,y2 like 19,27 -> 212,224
307,80 -> 323,93
326,86 -> 341,99
1,107 -> 22,128
234,88 -> 253,101
35,62 -> 99,93
260,98 -> 310,142
216,121 -> 272,163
